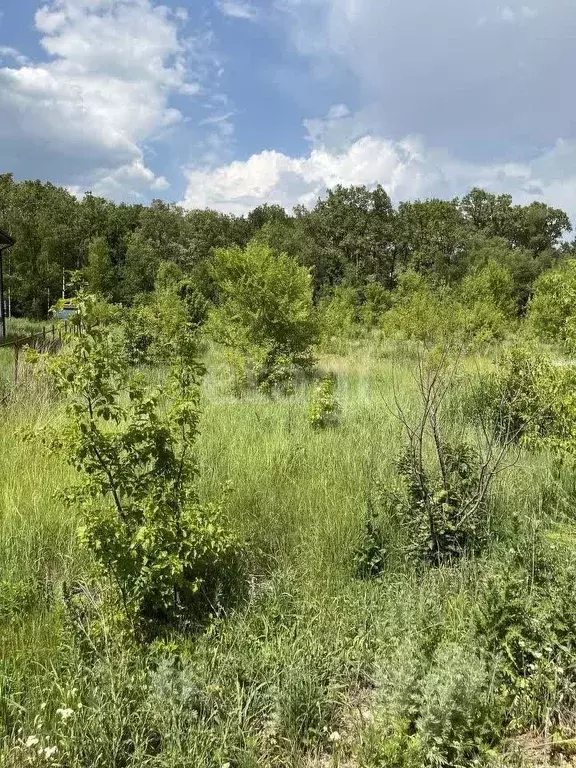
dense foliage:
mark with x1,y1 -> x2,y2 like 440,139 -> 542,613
45,296 -> 240,636
1,173 -> 573,322
5,174 -> 576,767
208,241 -> 318,391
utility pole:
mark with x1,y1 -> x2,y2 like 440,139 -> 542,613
0,230 -> 15,340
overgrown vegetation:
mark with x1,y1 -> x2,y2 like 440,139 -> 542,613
4,178 -> 576,767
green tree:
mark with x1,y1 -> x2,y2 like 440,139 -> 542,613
248,203 -> 289,232
458,260 -> 516,342
0,174 -> 84,317
460,188 -> 571,253
395,199 -> 470,283
84,236 -> 115,298
121,229 -> 159,303
382,272 -> 461,343
303,185 -> 396,288
209,241 -> 318,390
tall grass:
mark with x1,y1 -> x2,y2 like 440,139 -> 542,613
0,340 -> 569,767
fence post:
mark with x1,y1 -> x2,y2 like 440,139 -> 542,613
14,342 -> 19,385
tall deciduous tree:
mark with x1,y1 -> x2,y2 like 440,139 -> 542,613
85,237 -> 115,298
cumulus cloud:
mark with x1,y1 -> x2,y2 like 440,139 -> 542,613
217,1 -> 258,20
276,0 -> 575,158
0,46 -> 30,66
182,105 -> 576,219
0,0 -> 207,199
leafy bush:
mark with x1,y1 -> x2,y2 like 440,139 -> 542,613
471,346 -> 576,462
529,259 -> 576,350
124,264 -> 208,366
397,440 -> 490,565
317,284 -> 358,340
381,272 -> 461,344
457,260 -> 516,345
308,375 -> 341,429
209,241 -> 318,392
476,541 -> 576,734
358,280 -> 393,328
382,267 -> 515,348
46,296 -> 241,636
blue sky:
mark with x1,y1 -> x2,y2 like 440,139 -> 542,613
1,0 -> 576,219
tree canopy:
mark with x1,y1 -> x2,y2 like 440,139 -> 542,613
0,173 -> 572,318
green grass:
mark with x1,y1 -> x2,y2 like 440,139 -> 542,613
0,340 -> 574,767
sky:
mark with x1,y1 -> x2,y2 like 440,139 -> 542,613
1,0 -> 576,218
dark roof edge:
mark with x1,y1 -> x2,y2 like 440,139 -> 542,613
0,229 -> 14,249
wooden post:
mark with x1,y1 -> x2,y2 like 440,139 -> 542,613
14,342 -> 19,385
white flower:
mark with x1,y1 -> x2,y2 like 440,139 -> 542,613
56,707 -> 74,720
43,745 -> 58,759
24,735 -> 39,748
328,731 -> 341,742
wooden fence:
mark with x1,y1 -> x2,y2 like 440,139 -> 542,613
0,322 -> 76,384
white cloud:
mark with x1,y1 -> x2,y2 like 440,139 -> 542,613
275,0 -> 572,155
0,0 -> 209,199
0,46 -> 30,66
181,108 -> 576,220
500,6 -> 516,22
200,111 -> 237,126
498,5 -> 538,22
217,1 -> 258,20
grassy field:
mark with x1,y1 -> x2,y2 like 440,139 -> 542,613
0,339 -> 574,767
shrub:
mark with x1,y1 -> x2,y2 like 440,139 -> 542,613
471,346 -> 576,463
317,284 -> 359,344
124,265 -> 208,366
358,280 -> 393,328
381,272 -> 461,344
416,642 -> 495,766
308,375 -> 341,429
476,543 -> 576,734
397,440 -> 490,565
209,241 -> 318,393
459,259 -> 516,319
382,266 -> 515,348
388,349 -> 516,565
529,259 -> 576,350
46,296 -> 241,636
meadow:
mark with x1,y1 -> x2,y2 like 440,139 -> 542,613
2,183 -> 576,767
1,331 -> 573,768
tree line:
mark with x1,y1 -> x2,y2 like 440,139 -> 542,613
0,171 -> 573,318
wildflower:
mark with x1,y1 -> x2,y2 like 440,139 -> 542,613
43,745 -> 58,759
56,707 -> 74,720
328,731 -> 341,743
25,735 -> 39,748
